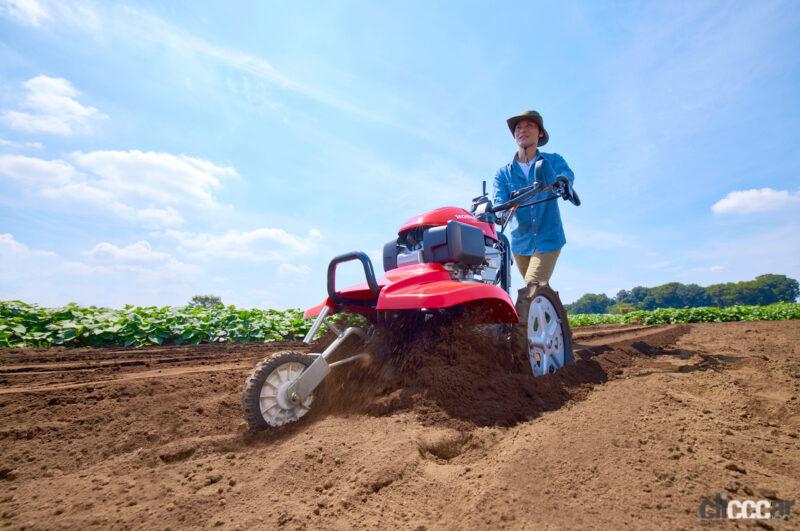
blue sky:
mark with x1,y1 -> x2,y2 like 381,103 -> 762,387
1,0 -> 798,310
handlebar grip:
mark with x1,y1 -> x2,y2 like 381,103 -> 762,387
327,252 -> 380,307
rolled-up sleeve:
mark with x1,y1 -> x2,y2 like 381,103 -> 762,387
492,168 -> 509,207
551,153 -> 574,185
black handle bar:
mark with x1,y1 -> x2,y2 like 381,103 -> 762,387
491,178 -> 580,213
327,252 -> 380,307
491,183 -> 547,213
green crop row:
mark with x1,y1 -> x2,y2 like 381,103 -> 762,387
1,300 -> 798,349
568,302 -> 800,327
0,300 -> 313,348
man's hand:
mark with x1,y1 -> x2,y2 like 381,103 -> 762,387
554,176 -> 581,206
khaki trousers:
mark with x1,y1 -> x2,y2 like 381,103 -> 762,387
513,249 -> 561,286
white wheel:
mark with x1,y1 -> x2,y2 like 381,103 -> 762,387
527,295 -> 565,376
514,285 -> 574,377
242,352 -> 317,430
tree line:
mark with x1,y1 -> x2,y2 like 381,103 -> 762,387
565,274 -> 800,314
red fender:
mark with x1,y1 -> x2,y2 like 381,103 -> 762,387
304,263 -> 518,324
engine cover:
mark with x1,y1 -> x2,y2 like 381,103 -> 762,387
398,206 -> 498,239
422,221 -> 485,266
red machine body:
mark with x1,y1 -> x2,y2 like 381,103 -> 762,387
305,206 -> 517,324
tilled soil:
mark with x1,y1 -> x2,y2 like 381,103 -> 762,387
1,321 -> 799,529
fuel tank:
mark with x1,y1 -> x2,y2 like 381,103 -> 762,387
398,207 -> 497,239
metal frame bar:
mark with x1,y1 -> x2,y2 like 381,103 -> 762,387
289,309 -> 368,403
303,305 -> 330,344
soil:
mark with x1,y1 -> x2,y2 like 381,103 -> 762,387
1,320 -> 799,529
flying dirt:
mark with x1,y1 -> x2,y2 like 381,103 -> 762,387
1,320 -> 799,529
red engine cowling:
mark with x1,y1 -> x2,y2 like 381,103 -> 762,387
398,207 -> 498,240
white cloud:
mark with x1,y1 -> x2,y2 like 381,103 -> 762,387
0,154 -> 76,185
0,0 -> 49,26
0,151 -> 235,228
70,150 -> 233,208
135,207 -> 184,228
69,240 -> 198,279
278,263 -> 312,278
85,240 -> 173,264
0,233 -> 56,258
115,6 -> 383,123
0,235 -> 60,297
168,227 -> 323,262
711,187 -> 800,215
710,265 -> 724,273
2,76 -> 107,135
0,138 -> 44,151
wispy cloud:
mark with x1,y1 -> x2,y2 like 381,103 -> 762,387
71,240 -> 197,278
712,187 -> 800,214
0,0 -> 101,33
278,263 -> 312,278
109,6 -> 387,124
594,2 -> 789,184
0,138 -> 44,151
0,232 -> 56,258
167,227 -> 323,262
85,240 -> 174,264
0,0 -> 49,27
0,151 -> 237,228
2,76 -> 107,135
4,2 -> 478,160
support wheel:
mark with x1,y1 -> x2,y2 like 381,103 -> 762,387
242,351 -> 319,431
514,284 -> 574,376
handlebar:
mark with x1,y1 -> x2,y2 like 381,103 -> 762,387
491,177 -> 580,213
327,252 -> 380,307
491,178 -> 580,234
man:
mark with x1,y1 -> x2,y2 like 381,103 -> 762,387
493,110 -> 574,289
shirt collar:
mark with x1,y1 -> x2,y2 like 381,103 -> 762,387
512,149 -> 541,166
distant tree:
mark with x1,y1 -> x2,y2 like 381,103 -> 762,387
579,274 -> 797,311
705,274 -> 798,307
646,282 -> 709,309
188,294 -> 223,308
704,282 -> 738,307
750,274 -> 800,304
617,286 -> 650,307
566,293 -> 614,314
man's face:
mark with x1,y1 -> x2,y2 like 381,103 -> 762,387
514,119 -> 541,149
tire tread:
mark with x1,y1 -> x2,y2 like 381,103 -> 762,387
241,350 -> 316,431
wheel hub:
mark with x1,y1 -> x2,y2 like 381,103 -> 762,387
527,295 -> 565,376
258,361 -> 313,427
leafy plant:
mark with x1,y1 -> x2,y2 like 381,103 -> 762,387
568,302 -> 800,327
0,301 -> 316,348
2,300 -> 798,348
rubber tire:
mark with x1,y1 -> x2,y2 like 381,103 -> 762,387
242,351 -> 319,431
513,284 -> 574,373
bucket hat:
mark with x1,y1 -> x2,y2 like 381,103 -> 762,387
507,110 -> 549,146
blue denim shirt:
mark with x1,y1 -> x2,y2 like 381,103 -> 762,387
492,151 -> 575,255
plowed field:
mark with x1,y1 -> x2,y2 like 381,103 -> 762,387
1,321 -> 799,529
